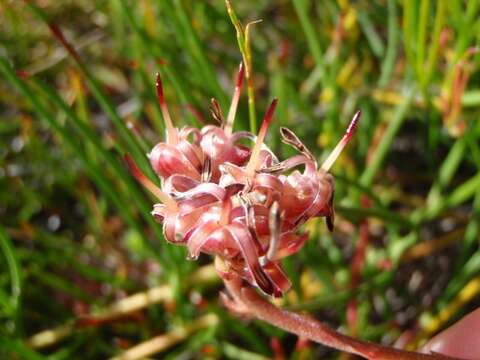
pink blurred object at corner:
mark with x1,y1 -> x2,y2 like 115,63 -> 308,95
421,307 -> 480,359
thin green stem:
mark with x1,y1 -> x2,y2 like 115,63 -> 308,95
292,0 -> 324,70
29,78 -> 167,250
26,2 -> 155,179
360,88 -> 415,187
0,225 -> 22,333
423,0 -> 445,88
226,0 -> 257,132
0,58 -> 154,260
379,0 -> 398,87
416,0 -> 430,81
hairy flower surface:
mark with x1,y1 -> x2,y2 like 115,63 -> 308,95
127,65 -> 359,297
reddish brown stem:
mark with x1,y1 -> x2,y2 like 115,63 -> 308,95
47,22 -> 81,63
225,277 -> 459,360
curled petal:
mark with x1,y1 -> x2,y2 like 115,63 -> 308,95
261,261 -> 291,297
252,173 -> 284,204
280,171 -> 319,221
271,232 -> 309,260
178,126 -> 202,144
163,174 -> 199,194
200,127 -> 251,181
219,162 -> 247,187
162,212 -> 181,244
186,219 -> 221,260
230,131 -> 256,143
172,183 -> 227,202
300,173 -> 334,223
225,223 -> 274,296
151,203 -> 166,223
176,140 -> 203,170
149,143 -> 200,179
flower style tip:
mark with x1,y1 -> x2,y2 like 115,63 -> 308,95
321,110 -> 362,172
345,110 -> 361,140
155,72 -> 177,144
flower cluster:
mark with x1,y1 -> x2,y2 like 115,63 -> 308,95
127,64 -> 360,297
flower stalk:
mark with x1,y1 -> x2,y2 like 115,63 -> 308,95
224,274 -> 459,360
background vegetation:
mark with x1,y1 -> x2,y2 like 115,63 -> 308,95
1,0 -> 480,358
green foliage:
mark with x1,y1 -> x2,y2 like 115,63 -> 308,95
1,0 -> 479,358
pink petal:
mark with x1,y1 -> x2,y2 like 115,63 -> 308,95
262,261 -> 292,297
272,232 -> 309,260
225,223 -> 274,296
186,219 -> 220,260
149,143 -> 200,179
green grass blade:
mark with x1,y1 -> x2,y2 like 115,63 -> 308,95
416,0 -> 430,81
378,0 -> 399,87
0,225 -> 22,326
25,2 -> 155,180
0,339 -> 47,360
292,0 -> 325,71
0,57 -> 153,256
170,0 -> 227,104
28,78 -> 167,247
360,88 -> 415,187
357,10 -> 385,58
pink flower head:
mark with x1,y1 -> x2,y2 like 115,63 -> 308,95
127,66 -> 360,297
149,64 -> 251,182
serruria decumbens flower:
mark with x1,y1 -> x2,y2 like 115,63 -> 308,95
125,66 -> 456,359
125,62 -> 360,298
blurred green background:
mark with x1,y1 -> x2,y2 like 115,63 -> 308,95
1,0 -> 480,359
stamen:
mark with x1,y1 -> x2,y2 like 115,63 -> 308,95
267,201 -> 281,260
225,62 -> 245,135
124,154 -> 177,211
321,111 -> 361,172
239,197 -> 260,249
280,127 -> 315,162
246,98 -> 278,176
210,98 -> 225,125
201,156 -> 212,183
155,73 -> 178,144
